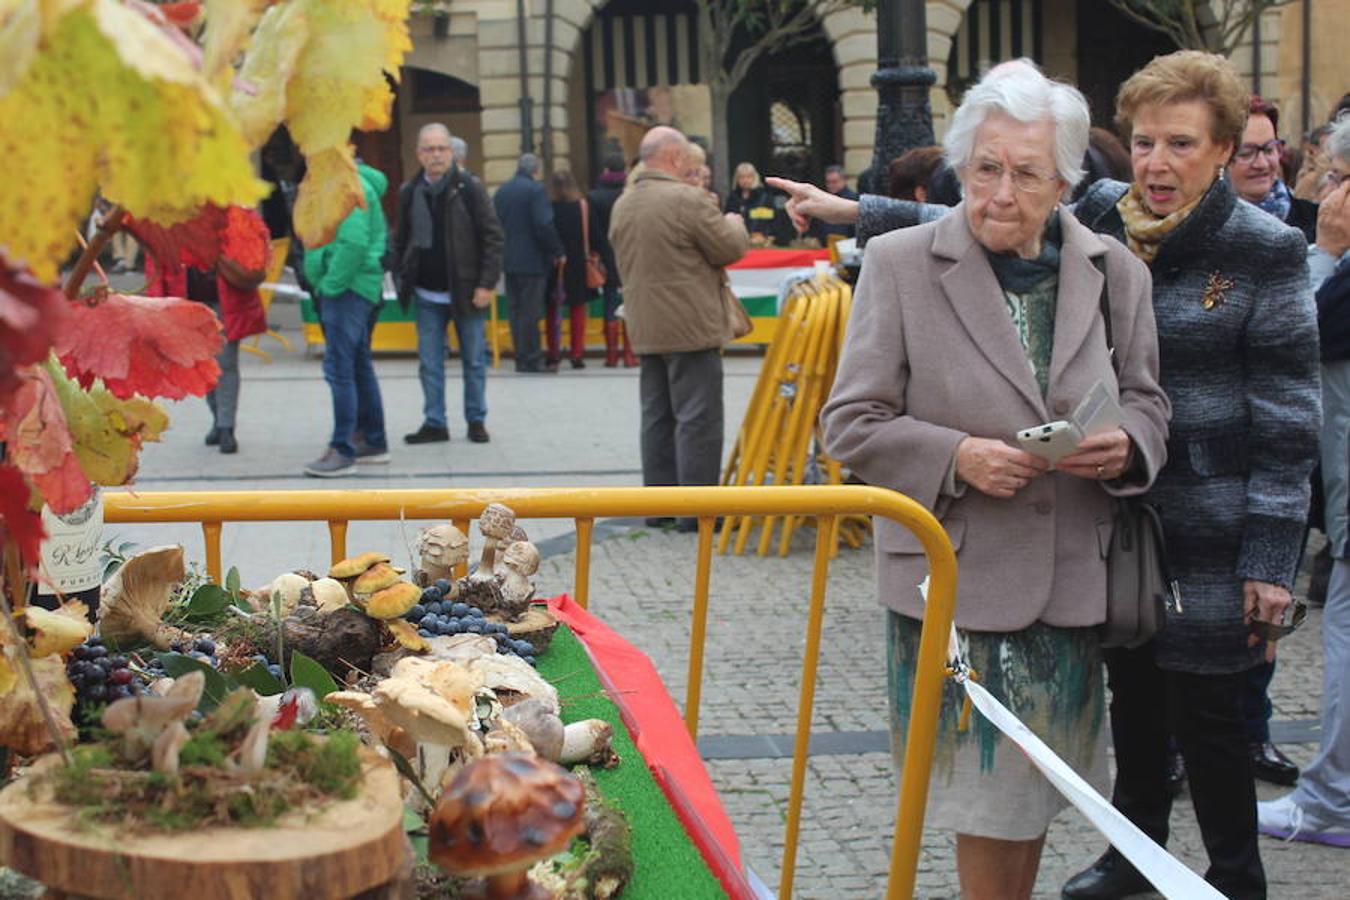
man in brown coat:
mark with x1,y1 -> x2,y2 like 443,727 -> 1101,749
609,127 -> 748,528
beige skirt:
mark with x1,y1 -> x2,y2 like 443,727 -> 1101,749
886,611 -> 1109,840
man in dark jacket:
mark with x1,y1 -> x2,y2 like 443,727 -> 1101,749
492,154 -> 563,373
587,154 -> 636,367
809,165 -> 858,243
392,123 -> 504,444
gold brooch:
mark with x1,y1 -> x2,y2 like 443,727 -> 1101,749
1201,272 -> 1234,310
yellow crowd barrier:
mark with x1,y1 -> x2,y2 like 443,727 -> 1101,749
104,485 -> 956,899
720,274 -> 869,557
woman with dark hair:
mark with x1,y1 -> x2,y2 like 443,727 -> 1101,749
886,145 -> 946,201
1228,95 -> 1318,242
775,52 -> 1320,898
549,169 -> 601,369
587,155 -> 636,367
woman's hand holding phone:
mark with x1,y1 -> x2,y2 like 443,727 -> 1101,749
1056,428 -> 1132,481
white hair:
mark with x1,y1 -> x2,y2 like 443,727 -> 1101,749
417,122 -> 451,146
450,136 -> 468,162
1330,113 -> 1350,164
943,59 -> 1091,188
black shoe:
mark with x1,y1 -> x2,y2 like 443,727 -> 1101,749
644,517 -> 676,528
1250,740 -> 1300,786
1062,851 -> 1152,899
676,516 -> 724,533
467,421 -> 490,443
404,423 -> 450,445
217,428 -> 238,455
1164,748 -> 1187,797
204,427 -> 219,446
570,357 -> 586,369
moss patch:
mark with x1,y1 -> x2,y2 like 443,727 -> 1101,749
536,626 -> 728,900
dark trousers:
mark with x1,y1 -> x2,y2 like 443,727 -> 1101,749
1242,659 -> 1275,743
1105,644 -> 1265,899
639,350 -> 723,489
504,274 -> 547,371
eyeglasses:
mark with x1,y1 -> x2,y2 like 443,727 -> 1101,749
965,159 -> 1060,194
1233,139 -> 1285,162
1246,598 -> 1307,642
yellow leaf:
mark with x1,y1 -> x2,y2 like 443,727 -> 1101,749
46,359 -> 168,487
385,619 -> 429,652
0,0 -> 266,279
18,603 -> 92,657
292,143 -> 364,248
229,0 -> 309,148
0,0 -> 41,96
285,0 -> 391,153
0,650 -> 76,756
201,0 -> 271,89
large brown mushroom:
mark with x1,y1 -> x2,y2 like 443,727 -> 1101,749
429,752 -> 586,899
98,545 -> 192,649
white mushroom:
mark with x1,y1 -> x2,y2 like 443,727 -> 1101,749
310,577 -> 349,614
417,524 -> 469,583
102,670 -> 205,765
501,698 -> 565,761
263,572 -> 311,616
98,545 -> 192,649
494,541 -> 539,617
375,658 -> 487,791
151,721 -> 191,775
236,717 -> 271,775
560,719 -> 618,767
463,653 -> 559,714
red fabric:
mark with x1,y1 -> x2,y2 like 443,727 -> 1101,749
545,594 -> 756,900
726,247 -> 830,270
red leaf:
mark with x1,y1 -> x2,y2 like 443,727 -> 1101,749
221,206 -> 270,272
1,254 -> 69,414
54,294 -> 222,400
0,464 -> 44,568
126,205 -> 227,273
157,2 -> 203,28
2,367 -> 91,516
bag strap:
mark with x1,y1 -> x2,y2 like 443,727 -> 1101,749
580,198 -> 592,257
1092,255 -> 1118,376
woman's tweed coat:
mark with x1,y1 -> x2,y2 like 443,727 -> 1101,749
858,178 -> 1320,674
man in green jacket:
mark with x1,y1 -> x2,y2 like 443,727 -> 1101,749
302,161 -> 391,477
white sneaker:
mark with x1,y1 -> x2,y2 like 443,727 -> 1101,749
1257,793 -> 1350,847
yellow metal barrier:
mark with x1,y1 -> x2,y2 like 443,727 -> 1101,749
104,485 -> 956,899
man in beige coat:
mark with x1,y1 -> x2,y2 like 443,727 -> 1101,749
610,127 -> 748,529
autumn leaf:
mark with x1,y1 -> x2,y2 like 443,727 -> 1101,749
0,463 -> 45,567
55,293 -> 222,401
293,144 -> 364,248
0,650 -> 76,756
201,0 -> 271,89
125,205 -> 228,273
18,603 -> 93,657
0,0 -> 40,96
1,252 -> 69,414
230,0 -> 310,148
2,366 -> 92,516
47,358 -> 168,487
0,0 -> 265,280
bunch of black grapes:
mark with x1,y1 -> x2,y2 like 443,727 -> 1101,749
403,579 -> 537,666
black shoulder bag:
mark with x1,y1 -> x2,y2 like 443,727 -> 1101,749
1095,259 -> 1181,649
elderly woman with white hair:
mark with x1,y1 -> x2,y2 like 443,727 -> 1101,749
819,65 -> 1170,897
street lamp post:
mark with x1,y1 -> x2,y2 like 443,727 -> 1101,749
865,0 -> 937,194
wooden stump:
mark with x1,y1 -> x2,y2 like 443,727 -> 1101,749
0,749 -> 408,900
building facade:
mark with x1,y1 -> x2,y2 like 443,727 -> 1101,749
363,1 -> 1344,195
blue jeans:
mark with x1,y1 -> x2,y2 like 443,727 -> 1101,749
415,299 -> 487,427
320,290 -> 386,458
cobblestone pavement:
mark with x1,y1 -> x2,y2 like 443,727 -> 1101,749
100,299 -> 1343,898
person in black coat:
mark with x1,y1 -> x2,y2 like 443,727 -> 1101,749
724,162 -> 783,244
549,169 -> 601,369
492,153 -> 564,373
586,154 -> 636,367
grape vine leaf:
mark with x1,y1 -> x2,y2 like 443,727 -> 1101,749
125,206 -> 228,273
0,462 -> 44,566
0,651 -> 76,757
1,253 -> 69,416
55,292 -> 223,401
0,0 -> 40,96
0,0 -> 266,280
293,144 -> 365,248
46,358 -> 168,488
201,0 -> 270,89
1,366 -> 93,516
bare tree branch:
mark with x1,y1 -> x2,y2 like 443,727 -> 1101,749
1104,0 -> 1294,56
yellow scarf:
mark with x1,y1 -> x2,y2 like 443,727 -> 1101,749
1115,183 -> 1204,265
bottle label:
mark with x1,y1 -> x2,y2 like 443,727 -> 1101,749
36,488 -> 104,597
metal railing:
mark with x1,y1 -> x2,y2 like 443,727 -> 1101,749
104,485 -> 957,899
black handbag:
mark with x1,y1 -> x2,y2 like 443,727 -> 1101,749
1094,261 -> 1181,649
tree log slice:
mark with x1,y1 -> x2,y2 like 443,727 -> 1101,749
0,749 -> 405,900
498,606 -> 559,654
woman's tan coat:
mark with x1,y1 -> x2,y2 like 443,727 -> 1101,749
821,204 -> 1170,632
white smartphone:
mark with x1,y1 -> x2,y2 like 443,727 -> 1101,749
1016,420 -> 1084,463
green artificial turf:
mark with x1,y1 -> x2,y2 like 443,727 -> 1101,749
536,625 -> 729,900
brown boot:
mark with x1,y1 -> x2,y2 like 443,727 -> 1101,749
620,321 -> 638,368
603,320 -> 620,367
